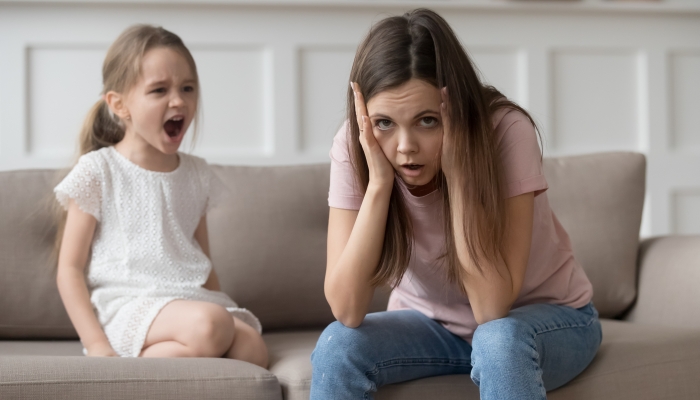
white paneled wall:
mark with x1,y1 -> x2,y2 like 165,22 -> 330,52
1,1 -> 699,237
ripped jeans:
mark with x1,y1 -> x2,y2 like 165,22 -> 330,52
310,303 -> 601,400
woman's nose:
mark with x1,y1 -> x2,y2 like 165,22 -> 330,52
397,131 -> 418,154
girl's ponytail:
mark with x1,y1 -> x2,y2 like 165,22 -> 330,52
78,99 -> 124,156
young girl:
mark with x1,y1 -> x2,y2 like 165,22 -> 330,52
311,9 -> 601,399
54,25 -> 268,367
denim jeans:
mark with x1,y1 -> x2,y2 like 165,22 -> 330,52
310,303 -> 601,400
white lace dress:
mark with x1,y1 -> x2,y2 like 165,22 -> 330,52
55,146 -> 261,357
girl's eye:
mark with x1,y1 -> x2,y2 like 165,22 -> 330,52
419,117 -> 438,128
150,88 -> 166,94
375,119 -> 393,130
183,85 -> 195,93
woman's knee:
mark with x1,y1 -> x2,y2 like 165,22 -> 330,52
471,317 -> 537,366
311,320 -> 373,371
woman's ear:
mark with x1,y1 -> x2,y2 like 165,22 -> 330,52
104,91 -> 130,121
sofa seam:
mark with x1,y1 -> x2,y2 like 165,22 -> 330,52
0,376 -> 280,386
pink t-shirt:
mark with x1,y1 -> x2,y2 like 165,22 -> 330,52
328,107 -> 593,342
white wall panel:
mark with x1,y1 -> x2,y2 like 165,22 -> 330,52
189,47 -> 270,157
27,46 -> 106,158
551,50 -> 640,154
470,48 -> 525,106
670,52 -> 700,152
673,190 -> 700,234
299,47 -> 354,154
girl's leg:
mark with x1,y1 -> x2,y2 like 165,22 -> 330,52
224,316 -> 269,368
140,300 -> 235,358
310,309 -> 473,400
470,303 -> 602,400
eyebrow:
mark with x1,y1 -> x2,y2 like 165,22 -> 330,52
145,78 -> 197,87
369,110 -> 440,119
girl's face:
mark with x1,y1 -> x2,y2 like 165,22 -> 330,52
366,79 -> 443,193
121,47 -> 197,155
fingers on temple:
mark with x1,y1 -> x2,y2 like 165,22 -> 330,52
351,82 -> 369,127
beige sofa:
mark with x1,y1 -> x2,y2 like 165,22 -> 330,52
1,152 -> 699,399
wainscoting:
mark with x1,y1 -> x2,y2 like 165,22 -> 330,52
1,0 -> 698,236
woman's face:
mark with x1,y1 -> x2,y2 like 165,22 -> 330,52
366,78 -> 443,193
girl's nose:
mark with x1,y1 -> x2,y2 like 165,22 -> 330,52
169,92 -> 185,107
397,130 -> 418,154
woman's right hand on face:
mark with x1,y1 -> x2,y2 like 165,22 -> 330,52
351,82 -> 395,190
85,341 -> 118,357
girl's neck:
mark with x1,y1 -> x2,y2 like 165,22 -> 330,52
114,132 -> 179,173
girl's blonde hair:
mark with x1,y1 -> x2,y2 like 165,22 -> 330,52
54,24 -> 200,256
80,24 -> 200,155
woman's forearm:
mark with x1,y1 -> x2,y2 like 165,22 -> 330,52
449,184 -> 518,324
325,183 -> 392,328
56,266 -> 111,349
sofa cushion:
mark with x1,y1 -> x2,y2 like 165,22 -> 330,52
626,235 -> 700,329
543,153 -> 645,318
0,169 -> 77,339
0,352 -> 281,400
208,165 -> 390,331
263,319 -> 700,400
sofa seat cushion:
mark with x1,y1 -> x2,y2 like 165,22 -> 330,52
264,319 -> 700,400
0,343 -> 281,400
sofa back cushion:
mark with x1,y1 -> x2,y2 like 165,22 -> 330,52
543,152 -> 645,318
0,152 -> 644,338
0,169 -> 77,338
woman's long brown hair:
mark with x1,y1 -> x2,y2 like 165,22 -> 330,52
347,9 -> 539,290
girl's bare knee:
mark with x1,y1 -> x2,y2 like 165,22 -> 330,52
186,303 -> 234,357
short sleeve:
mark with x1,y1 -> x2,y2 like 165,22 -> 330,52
203,163 -> 228,215
328,123 -> 364,210
496,110 -> 548,199
54,154 -> 103,221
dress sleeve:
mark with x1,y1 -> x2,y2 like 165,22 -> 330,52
497,110 -> 548,199
328,123 -> 364,210
54,154 -> 103,221
204,163 -> 228,215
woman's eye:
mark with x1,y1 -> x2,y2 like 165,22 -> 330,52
419,117 -> 438,128
376,119 -> 393,130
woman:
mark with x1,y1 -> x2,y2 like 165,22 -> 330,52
311,8 -> 600,400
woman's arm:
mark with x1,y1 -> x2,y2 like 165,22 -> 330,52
195,216 -> 221,292
324,83 -> 396,328
56,200 -> 117,356
450,188 -> 534,324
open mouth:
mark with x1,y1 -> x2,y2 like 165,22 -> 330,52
402,164 -> 423,170
164,117 -> 184,138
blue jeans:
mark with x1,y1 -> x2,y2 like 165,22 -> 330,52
310,303 -> 601,400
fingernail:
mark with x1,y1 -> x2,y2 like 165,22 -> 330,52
350,82 -> 355,92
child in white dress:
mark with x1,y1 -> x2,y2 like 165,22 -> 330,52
54,25 -> 267,366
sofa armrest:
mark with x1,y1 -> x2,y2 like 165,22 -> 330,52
624,236 -> 700,329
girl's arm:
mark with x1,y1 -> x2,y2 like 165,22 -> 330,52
450,188 -> 534,324
194,216 -> 221,292
56,200 -> 117,356
324,83 -> 395,328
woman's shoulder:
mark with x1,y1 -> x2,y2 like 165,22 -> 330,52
492,105 -> 537,147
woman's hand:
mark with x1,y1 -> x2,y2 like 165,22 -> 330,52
440,87 -> 458,183
351,82 -> 395,190
85,341 -> 118,357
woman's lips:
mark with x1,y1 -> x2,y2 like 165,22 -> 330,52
401,164 -> 424,177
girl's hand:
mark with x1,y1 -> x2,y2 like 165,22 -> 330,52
440,87 -> 458,183
351,82 -> 395,190
85,341 -> 118,357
